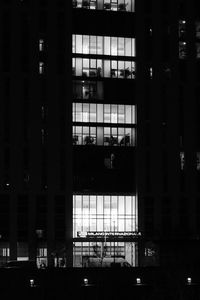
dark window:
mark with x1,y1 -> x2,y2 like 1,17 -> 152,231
3,78 -> 10,143
196,198 -> 200,233
179,197 -> 189,233
39,11 -> 47,33
162,20 -> 170,61
144,197 -> 154,235
57,22 -> 66,68
23,79 -> 30,142
197,173 -> 200,192
55,196 -> 66,240
144,0 -> 152,13
162,215 -> 171,234
162,151 -> 168,192
4,148 -> 10,171
60,147 -> 66,190
178,0 -> 186,17
179,61 -> 187,82
196,91 -> 200,148
180,171 -> 185,192
2,12 -> 11,72
0,194 -> 10,239
144,19 -> 152,61
160,0 -> 170,14
36,195 -> 47,238
145,152 -> 151,192
145,122 -> 150,147
57,0 -> 65,7
196,62 -> 200,82
3,0 -> 12,4
144,197 -> 154,215
41,147 -> 47,190
145,216 -> 154,235
17,195 -> 28,240
162,198 -> 172,234
21,13 -> 30,73
39,0 -> 47,6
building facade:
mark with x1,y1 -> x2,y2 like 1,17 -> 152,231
0,0 -> 200,268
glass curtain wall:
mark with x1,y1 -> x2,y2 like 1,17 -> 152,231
72,58 -> 136,79
73,195 -> 138,267
73,103 -> 136,124
73,35 -> 136,57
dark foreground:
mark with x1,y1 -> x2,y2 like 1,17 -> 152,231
0,267 -> 200,300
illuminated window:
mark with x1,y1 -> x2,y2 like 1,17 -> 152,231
179,20 -> 186,39
196,43 -> 200,59
197,152 -> 200,170
196,21 -> 200,40
73,103 -> 135,124
39,62 -> 44,74
72,58 -> 136,79
36,247 -> 47,268
180,151 -> 185,170
39,39 -> 44,51
17,242 -> 29,261
73,125 -> 135,146
179,42 -> 187,59
72,0 -> 135,12
149,67 -> 153,79
179,20 -> 187,59
0,247 -> 10,258
73,35 -> 136,57
73,195 -> 137,237
37,247 -> 47,257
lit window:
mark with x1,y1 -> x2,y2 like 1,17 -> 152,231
73,126 -> 135,146
136,278 -> 141,284
180,152 -> 185,170
39,39 -> 44,51
72,35 -> 135,57
187,277 -> 192,284
73,195 -> 137,237
196,21 -> 200,39
197,152 -> 200,170
37,248 -> 47,257
179,20 -> 186,39
83,278 -> 88,285
179,42 -> 187,59
72,58 -> 136,79
72,103 -> 136,124
179,20 -> 187,59
196,43 -> 200,59
149,67 -> 153,79
39,62 -> 44,74
1,247 -> 10,257
72,0 -> 135,12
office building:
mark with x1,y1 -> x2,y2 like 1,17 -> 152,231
0,0 -> 199,268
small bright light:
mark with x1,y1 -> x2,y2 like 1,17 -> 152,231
30,279 -> 35,287
5,183 -> 10,186
83,278 -> 88,285
187,277 -> 192,284
136,278 -> 141,284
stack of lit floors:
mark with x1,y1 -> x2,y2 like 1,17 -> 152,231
72,83 -> 137,267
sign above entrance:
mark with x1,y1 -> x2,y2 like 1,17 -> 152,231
77,231 -> 142,239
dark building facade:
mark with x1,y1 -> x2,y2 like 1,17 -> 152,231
0,0 -> 200,268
